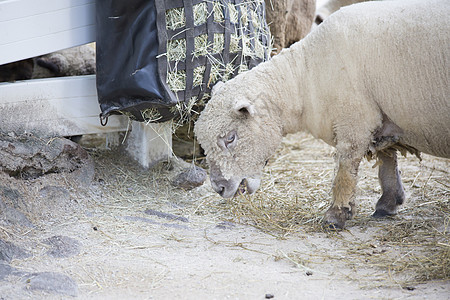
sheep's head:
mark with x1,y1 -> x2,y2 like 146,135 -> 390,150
194,80 -> 283,198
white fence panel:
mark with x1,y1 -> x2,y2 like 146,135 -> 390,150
0,0 -> 96,64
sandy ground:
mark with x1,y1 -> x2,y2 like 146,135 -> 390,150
0,132 -> 448,299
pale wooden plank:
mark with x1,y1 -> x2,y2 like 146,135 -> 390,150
0,75 -> 98,104
3,116 -> 129,137
0,75 -> 129,136
1,3 -> 95,45
0,0 -> 174,167
0,0 -> 94,21
0,0 -> 96,64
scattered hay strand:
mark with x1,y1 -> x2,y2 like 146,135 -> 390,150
208,63 -> 221,87
250,10 -> 260,28
89,130 -> 449,289
238,63 -> 248,74
141,108 -> 163,123
241,35 -> 254,57
203,132 -> 450,285
222,63 -> 235,81
254,38 -> 265,59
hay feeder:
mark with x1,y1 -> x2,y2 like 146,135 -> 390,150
155,0 -> 271,124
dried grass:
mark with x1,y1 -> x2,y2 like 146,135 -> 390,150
91,131 -> 449,288
128,2 -> 271,124
212,34 -> 224,53
161,1 -> 271,128
213,2 -> 224,23
167,70 -> 186,92
166,7 -> 185,30
230,33 -> 241,53
193,2 -> 208,26
193,65 -> 205,87
228,3 -> 239,23
193,34 -> 209,58
141,108 -> 163,123
167,39 -> 186,61
200,132 -> 450,285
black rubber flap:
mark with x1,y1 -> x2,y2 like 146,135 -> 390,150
96,0 -> 177,122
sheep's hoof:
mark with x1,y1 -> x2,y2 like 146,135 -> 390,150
323,206 -> 353,230
373,193 -> 403,219
372,209 -> 397,218
322,220 -> 345,230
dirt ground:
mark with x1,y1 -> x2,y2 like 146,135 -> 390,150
0,132 -> 448,299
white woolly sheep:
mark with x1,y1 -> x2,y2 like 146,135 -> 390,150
194,0 -> 450,229
265,0 -> 316,55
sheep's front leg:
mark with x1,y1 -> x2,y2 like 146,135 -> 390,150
373,149 -> 405,217
323,152 -> 362,229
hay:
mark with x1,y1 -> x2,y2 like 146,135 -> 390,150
193,2 -> 208,26
171,93 -> 210,131
166,7 -> 185,30
250,10 -> 260,28
160,0 -> 271,128
230,33 -> 241,53
222,133 -> 333,238
89,130 -> 448,290
222,63 -> 236,81
167,70 -> 186,92
193,66 -> 205,87
239,3 -> 249,25
193,34 -> 209,58
238,64 -> 248,74
203,132 -> 450,285
254,38 -> 265,59
212,34 -> 224,53
167,39 -> 186,62
213,2 -> 224,23
228,3 -> 239,23
141,108 -> 163,123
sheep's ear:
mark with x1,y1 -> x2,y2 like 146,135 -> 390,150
234,99 -> 255,117
211,81 -> 225,95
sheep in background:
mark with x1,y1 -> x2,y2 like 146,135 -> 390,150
32,44 -> 96,78
194,0 -> 450,229
0,45 -> 95,82
315,0 -> 371,24
265,0 -> 316,55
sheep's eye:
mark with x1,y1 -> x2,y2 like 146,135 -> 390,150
226,133 -> 235,143
224,131 -> 237,148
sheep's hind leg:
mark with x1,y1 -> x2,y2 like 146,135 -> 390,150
373,149 -> 405,218
323,152 -> 362,229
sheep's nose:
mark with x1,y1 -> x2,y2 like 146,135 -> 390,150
212,181 -> 225,196
218,186 -> 225,196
